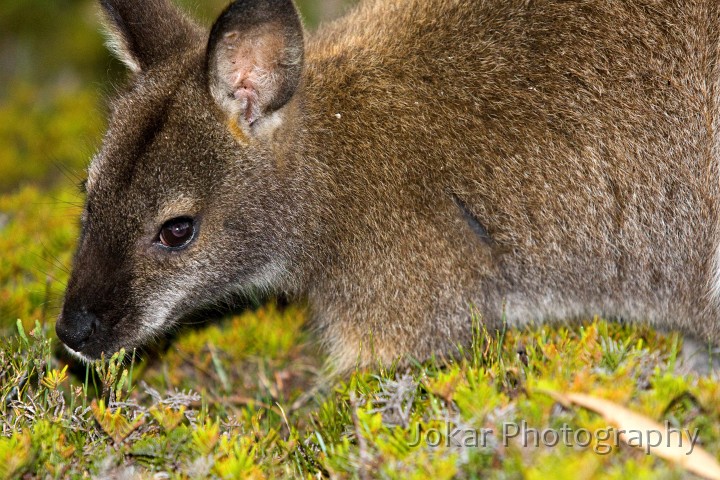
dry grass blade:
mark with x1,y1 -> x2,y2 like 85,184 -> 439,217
547,391 -> 720,480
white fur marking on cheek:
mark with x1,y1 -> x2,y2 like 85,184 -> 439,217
136,259 -> 288,342
140,281 -> 197,337
245,260 -> 287,294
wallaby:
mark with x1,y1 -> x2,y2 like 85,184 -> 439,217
56,0 -> 720,372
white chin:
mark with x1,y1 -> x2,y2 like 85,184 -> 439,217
64,345 -> 93,363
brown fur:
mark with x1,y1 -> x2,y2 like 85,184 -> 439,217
57,0 -> 720,371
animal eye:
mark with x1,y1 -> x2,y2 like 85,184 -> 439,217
158,217 -> 195,249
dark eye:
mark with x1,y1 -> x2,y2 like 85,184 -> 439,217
158,217 -> 195,249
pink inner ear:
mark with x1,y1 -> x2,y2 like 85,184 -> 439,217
214,23 -> 288,126
217,31 -> 262,124
231,75 -> 260,124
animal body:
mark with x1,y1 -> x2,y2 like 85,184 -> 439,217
56,0 -> 720,371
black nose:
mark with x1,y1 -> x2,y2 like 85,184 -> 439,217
56,309 -> 99,351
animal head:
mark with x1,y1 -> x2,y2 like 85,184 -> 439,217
56,0 -> 308,360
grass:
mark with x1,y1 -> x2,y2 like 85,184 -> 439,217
0,181 -> 719,478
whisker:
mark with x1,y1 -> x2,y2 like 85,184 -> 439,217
36,244 -> 72,276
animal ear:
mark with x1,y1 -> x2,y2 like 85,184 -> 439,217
206,0 -> 304,129
99,0 -> 203,73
